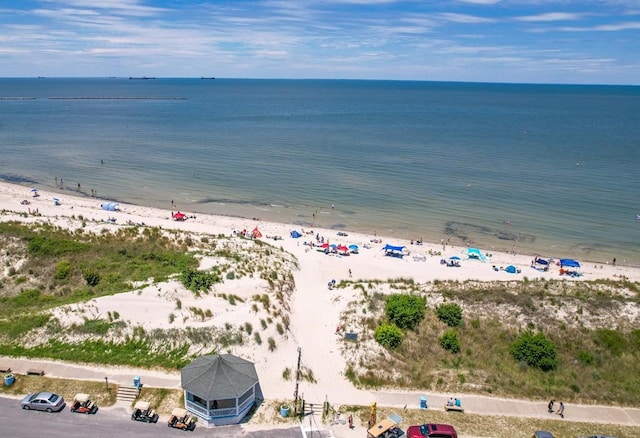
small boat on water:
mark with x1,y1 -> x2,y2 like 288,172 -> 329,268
129,76 -> 156,80
200,76 -> 216,80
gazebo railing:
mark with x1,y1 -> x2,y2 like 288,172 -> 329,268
211,407 -> 237,417
186,400 -> 209,418
237,397 -> 254,414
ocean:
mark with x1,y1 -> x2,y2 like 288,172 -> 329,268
1,78 -> 639,266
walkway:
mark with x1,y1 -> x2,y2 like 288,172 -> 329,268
2,355 -> 639,430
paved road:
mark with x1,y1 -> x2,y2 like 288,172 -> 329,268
0,397 -> 302,438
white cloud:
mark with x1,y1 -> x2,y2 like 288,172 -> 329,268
516,12 -> 584,22
559,21 -> 640,31
438,13 -> 497,24
457,0 -> 502,4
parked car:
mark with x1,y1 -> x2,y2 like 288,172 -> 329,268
533,432 -> 555,438
407,423 -> 458,438
21,391 -> 66,412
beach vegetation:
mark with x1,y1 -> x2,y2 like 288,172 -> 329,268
54,260 -> 72,280
436,302 -> 463,327
0,339 -> 191,369
268,337 -> 277,352
510,330 -> 558,371
343,278 -> 640,405
439,329 -> 461,353
374,323 -> 403,349
180,268 -> 219,294
385,293 -> 425,330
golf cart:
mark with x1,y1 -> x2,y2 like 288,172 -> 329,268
168,407 -> 197,431
131,400 -> 159,423
70,393 -> 98,414
367,417 -> 403,438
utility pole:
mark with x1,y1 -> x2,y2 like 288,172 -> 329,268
294,347 -> 302,416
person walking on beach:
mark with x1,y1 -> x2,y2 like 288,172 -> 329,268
547,399 -> 555,413
556,401 -> 564,418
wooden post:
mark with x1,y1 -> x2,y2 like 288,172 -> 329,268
293,347 -> 301,416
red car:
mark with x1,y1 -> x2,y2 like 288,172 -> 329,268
407,423 -> 458,438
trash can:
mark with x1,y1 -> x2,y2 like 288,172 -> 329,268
4,373 -> 15,387
133,376 -> 141,388
420,396 -> 427,409
280,404 -> 290,418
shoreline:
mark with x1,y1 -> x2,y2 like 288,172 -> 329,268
0,180 -> 635,271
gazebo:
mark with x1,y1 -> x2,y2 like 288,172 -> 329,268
181,353 -> 262,426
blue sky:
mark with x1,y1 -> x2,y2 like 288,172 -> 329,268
1,0 -> 639,84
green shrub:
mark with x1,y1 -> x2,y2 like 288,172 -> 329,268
55,260 -> 73,280
374,323 -> 403,349
385,294 -> 426,330
180,268 -> 219,293
436,302 -> 463,327
439,329 -> 461,353
510,330 -> 557,371
576,351 -> 595,365
83,270 -> 101,287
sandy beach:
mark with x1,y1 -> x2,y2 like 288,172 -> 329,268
2,180 -> 640,433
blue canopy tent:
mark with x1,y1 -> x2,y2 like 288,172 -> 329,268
382,244 -> 406,258
290,230 -> 302,238
467,247 -> 487,262
505,265 -> 519,274
101,202 -> 120,212
559,259 -> 580,268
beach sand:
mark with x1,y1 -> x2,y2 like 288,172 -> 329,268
1,180 -> 639,432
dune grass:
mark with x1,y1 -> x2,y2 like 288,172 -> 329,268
345,279 -> 640,406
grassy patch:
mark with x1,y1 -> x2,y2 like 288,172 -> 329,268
0,374 -> 117,407
0,339 -> 191,369
345,279 -> 640,406
0,222 -> 198,318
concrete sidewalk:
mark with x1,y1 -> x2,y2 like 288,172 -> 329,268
2,356 -> 639,429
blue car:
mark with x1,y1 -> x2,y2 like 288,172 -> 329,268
21,392 -> 66,412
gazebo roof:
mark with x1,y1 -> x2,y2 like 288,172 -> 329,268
181,354 -> 258,399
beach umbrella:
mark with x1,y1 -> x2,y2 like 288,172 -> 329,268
337,245 -> 349,252
348,244 -> 359,251
30,188 -> 38,193
449,256 -> 461,260
321,243 -> 329,249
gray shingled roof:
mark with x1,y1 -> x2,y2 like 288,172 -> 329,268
181,354 -> 258,399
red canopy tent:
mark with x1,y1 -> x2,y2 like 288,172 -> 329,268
251,227 -> 262,238
173,212 -> 187,221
